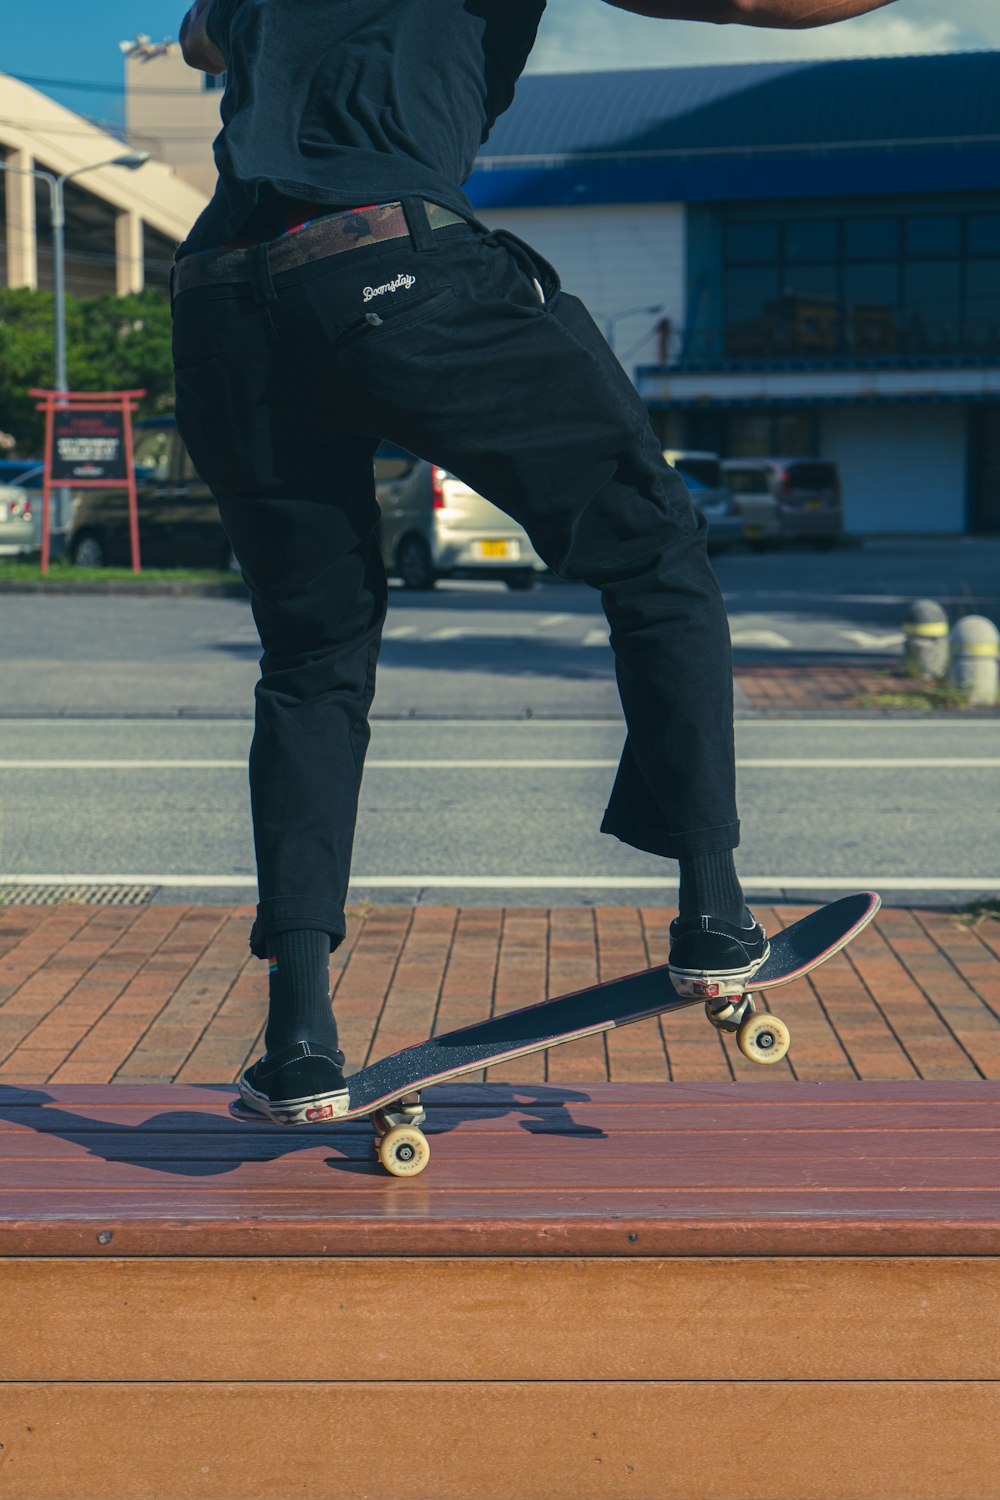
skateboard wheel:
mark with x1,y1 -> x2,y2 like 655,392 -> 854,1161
737,1011 -> 790,1065
377,1125 -> 430,1177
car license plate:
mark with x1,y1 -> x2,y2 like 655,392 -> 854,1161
479,540 -> 511,558
807,500 -> 822,510
745,525 -> 763,539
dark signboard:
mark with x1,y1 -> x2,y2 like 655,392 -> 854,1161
50,408 -> 128,483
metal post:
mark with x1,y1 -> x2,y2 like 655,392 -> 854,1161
50,176 -> 68,397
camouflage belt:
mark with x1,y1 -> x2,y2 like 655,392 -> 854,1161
172,200 -> 466,294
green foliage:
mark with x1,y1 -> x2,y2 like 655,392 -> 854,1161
0,287 -> 174,456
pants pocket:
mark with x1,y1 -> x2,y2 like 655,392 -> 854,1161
484,228 -> 562,306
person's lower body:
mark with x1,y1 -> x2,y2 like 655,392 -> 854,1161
170,197 -> 766,1118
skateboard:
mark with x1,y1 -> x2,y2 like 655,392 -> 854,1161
229,890 -> 881,1176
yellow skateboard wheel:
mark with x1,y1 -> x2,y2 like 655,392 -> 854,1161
737,1011 -> 790,1065
377,1125 -> 431,1177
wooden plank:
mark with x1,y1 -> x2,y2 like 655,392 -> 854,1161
3,1094 -> 999,1133
1,1079 -> 997,1109
1,1257 -> 997,1382
0,1382 -> 995,1499
2,1126 -> 998,1161
1,1153 -> 997,1191
1,1081 -> 998,1255
1,1194 -> 999,1256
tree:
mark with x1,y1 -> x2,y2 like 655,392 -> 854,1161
0,287 -> 174,455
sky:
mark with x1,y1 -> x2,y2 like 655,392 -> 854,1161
2,0 -> 999,130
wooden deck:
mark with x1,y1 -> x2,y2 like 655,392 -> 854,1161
1,1079 -> 998,1499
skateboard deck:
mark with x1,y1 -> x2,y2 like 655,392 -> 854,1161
229,891 -> 880,1173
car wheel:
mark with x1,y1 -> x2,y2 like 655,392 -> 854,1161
71,533 -> 106,568
396,534 -> 436,589
504,569 -> 537,591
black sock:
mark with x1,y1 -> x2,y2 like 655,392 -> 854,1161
678,849 -> 747,926
264,929 -> 340,1057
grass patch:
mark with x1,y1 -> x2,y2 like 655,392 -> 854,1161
0,556 -> 237,584
955,895 -> 1000,927
849,668 -> 976,710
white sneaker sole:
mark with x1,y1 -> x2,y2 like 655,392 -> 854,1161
669,941 -> 771,1000
238,1078 -> 351,1127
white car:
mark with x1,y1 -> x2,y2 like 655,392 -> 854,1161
374,442 -> 547,590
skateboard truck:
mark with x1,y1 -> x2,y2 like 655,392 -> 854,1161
705,992 -> 791,1064
370,1093 -> 430,1177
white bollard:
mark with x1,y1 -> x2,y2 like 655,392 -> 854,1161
904,599 -> 949,680
948,615 -> 1000,706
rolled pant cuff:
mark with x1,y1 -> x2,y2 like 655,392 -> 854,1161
249,897 -> 347,960
600,810 -> 740,860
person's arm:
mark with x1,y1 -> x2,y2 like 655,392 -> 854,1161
601,0 -> 898,27
179,0 -> 226,73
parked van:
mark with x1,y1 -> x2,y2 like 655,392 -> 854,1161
662,449 -> 746,553
721,457 -> 843,548
374,441 -> 546,589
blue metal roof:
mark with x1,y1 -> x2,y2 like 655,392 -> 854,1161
480,52 -> 999,160
468,51 -> 1000,207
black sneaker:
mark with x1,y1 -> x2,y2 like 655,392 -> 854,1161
238,1040 -> 351,1126
668,908 -> 770,1000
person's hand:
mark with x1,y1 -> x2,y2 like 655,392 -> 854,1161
179,0 -> 226,74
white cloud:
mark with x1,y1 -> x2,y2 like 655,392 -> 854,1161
526,0 -> 996,75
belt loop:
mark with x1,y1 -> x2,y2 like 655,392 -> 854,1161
168,261 -> 177,308
248,242 -> 277,303
401,197 -> 438,254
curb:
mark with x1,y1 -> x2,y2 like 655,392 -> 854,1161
0,579 -> 248,597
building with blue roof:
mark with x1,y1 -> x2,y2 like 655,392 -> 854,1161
465,51 -> 1000,535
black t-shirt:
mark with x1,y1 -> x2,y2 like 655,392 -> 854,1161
181,0 -> 547,253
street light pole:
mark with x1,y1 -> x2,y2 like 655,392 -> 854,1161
0,151 -> 149,396
0,151 -> 148,530
604,303 -> 665,352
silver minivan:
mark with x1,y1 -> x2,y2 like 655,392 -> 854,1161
721,457 -> 843,548
374,441 -> 547,589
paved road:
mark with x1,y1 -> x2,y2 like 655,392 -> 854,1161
0,717 -> 994,909
2,538 -> 998,718
2,539 -> 996,908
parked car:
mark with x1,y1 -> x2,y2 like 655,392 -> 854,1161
0,465 -> 45,556
662,449 -> 743,554
67,418 -> 238,571
721,457 -> 843,549
66,418 -> 546,586
374,440 -> 546,590
0,459 -> 43,484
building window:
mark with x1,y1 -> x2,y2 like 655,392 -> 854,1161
721,208 -> 1000,358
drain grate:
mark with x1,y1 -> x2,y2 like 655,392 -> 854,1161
0,884 -> 156,907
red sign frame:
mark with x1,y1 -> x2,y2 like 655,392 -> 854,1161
30,388 -> 146,576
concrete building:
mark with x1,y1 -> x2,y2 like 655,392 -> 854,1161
120,47 -> 1000,533
467,52 -> 1000,536
0,71 -> 208,295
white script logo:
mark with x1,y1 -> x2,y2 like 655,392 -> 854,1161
362,274 -> 416,303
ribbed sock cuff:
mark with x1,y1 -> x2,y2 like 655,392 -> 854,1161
678,848 -> 746,925
265,928 -> 339,1056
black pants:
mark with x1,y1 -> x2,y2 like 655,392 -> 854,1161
171,198 -> 739,960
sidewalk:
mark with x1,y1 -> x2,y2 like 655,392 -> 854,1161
0,899 -> 996,1087
735,663 -> 997,711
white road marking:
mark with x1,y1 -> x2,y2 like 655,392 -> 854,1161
1,758 -> 997,771
382,625 -> 417,639
0,874 -> 992,892
426,627 -> 467,640
538,614 -> 570,627
730,630 -> 792,647
583,629 -> 609,646
838,630 -> 906,648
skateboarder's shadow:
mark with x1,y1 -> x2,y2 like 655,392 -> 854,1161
0,1083 -> 604,1181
